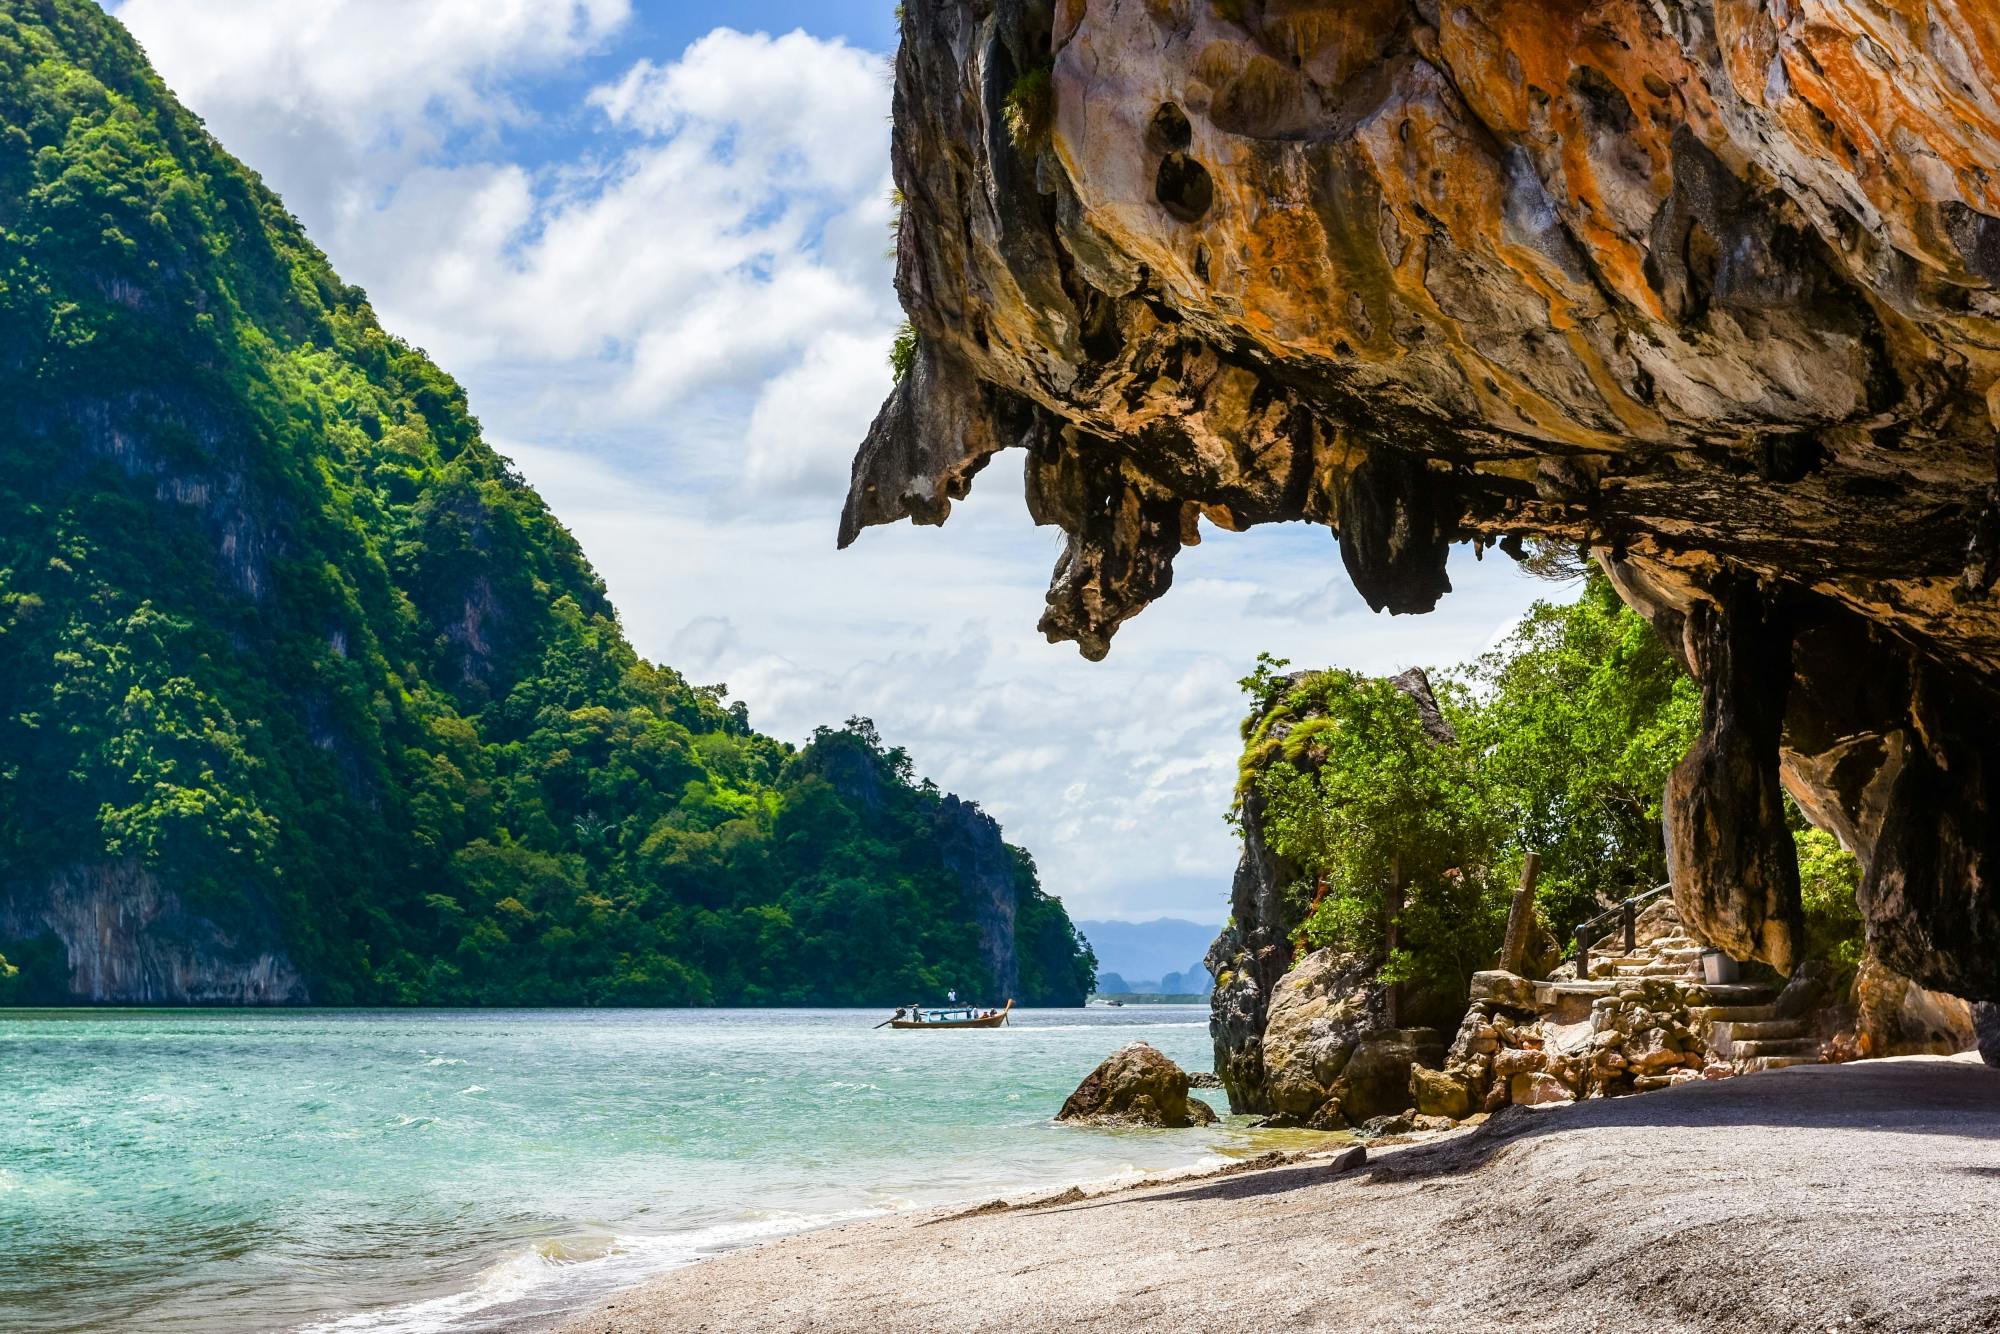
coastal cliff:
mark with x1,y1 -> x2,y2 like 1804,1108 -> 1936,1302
0,1 -> 1095,1007
846,0 -> 2000,1016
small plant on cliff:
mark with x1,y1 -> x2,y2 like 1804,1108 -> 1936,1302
885,187 -> 905,260
1003,66 -> 1055,151
889,321 -> 918,381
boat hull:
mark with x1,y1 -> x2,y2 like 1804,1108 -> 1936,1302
886,1000 -> 1011,1029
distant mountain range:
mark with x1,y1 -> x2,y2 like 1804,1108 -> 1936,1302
1077,918 -> 1219,995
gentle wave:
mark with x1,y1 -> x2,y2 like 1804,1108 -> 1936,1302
297,1209 -> 896,1334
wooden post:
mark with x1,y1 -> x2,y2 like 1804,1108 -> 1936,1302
1499,852 -> 1542,976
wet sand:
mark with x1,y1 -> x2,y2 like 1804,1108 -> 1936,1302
562,1053 -> 2000,1333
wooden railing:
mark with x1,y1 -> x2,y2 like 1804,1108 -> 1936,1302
1570,882 -> 1671,981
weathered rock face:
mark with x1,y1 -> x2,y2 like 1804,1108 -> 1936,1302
1205,783 -> 1298,1111
0,861 -> 308,1004
851,0 -> 2000,1011
934,794 -> 1021,1001
1853,953 -> 1978,1056
1258,947 -> 1389,1122
1057,1040 -> 1218,1125
1254,946 -> 1443,1126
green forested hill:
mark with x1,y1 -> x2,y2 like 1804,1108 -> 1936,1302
0,0 -> 1093,1006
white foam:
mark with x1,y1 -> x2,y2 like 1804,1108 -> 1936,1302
295,1209 -> 898,1334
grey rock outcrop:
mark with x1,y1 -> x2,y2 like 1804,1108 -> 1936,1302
1976,1004 -> 2000,1068
933,794 -> 1020,1003
0,861 -> 307,1004
1057,1041 -> 1217,1127
1256,947 -> 1442,1128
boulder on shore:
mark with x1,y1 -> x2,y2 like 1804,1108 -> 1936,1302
1058,1042 -> 1217,1127
1409,1065 -> 1470,1120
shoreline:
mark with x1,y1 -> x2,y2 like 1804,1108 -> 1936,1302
561,1053 -> 2000,1334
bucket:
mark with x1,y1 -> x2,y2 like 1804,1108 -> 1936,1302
1701,950 -> 1740,985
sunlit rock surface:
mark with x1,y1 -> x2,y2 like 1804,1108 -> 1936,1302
847,0 -> 2000,1012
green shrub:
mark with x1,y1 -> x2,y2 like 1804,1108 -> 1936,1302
1003,67 -> 1054,151
889,320 -> 918,381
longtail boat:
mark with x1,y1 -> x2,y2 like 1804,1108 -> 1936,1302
883,999 -> 1012,1029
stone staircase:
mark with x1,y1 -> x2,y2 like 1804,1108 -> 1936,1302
1593,933 -> 1707,981
1565,896 -> 1820,1074
1695,1005 -> 1820,1071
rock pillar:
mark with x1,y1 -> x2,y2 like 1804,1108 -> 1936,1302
1665,577 -> 1803,971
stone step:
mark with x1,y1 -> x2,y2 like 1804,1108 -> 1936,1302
1690,1004 -> 1778,1025
1720,1019 -> 1807,1041
1741,1055 -> 1820,1072
1681,983 -> 1779,1004
1733,1038 -> 1819,1059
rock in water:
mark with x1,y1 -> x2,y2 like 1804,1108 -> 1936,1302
1187,1071 -> 1223,1090
1058,1042 -> 1218,1127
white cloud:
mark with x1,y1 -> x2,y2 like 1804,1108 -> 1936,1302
742,329 -> 894,494
115,0 -> 631,223
120,6 -> 898,443
591,29 -> 890,195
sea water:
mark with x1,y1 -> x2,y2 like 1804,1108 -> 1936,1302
0,1006 -> 1330,1332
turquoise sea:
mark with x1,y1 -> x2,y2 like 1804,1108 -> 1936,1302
0,1006 -> 1326,1332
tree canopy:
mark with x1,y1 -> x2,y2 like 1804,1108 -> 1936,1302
1242,571 -> 1859,1005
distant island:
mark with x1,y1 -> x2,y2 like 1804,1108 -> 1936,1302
1076,918 -> 1216,998
0,7 -> 1093,1010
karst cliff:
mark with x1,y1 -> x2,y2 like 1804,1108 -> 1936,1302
846,0 -> 2000,1021
0,0 -> 1097,1008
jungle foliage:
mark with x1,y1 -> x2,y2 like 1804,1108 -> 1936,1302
1241,572 -> 1862,1001
0,1 -> 1092,1006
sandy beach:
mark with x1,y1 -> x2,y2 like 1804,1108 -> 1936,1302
564,1053 -> 2000,1334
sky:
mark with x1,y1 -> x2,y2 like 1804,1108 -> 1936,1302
108,0 -> 1567,924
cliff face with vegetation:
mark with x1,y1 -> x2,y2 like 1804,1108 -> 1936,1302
849,0 -> 2000,1012
0,1 -> 1093,1007
1211,578 -> 1716,1111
